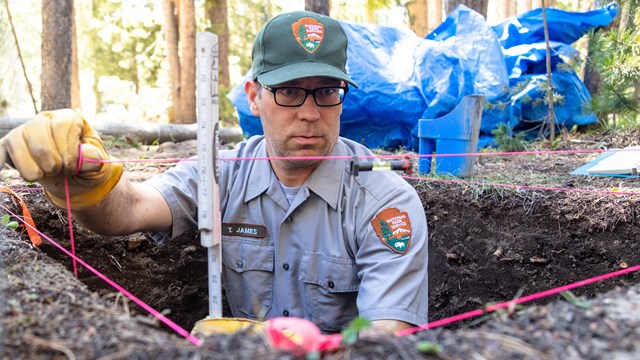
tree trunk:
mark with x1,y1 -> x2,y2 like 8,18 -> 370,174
428,0 -> 443,32
584,0 -> 621,98
5,2 -> 38,114
498,0 -> 516,20
0,118 -> 244,145
162,0 -> 180,123
519,0 -> 533,12
178,0 -> 196,124
406,0 -> 444,36
407,0 -> 430,37
533,0 -> 552,9
305,0 -> 330,15
41,0 -> 73,111
444,0 -> 488,17
71,3 -> 81,110
205,0 -> 230,87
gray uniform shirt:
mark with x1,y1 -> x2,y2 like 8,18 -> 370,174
146,136 -> 429,332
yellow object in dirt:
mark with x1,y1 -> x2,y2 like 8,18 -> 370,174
191,317 -> 265,337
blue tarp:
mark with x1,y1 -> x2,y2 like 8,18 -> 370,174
228,3 -> 619,151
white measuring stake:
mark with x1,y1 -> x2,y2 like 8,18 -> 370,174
196,32 -> 222,318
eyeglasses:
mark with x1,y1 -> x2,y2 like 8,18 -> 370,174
259,82 -> 348,107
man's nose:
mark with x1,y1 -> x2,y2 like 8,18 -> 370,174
297,94 -> 321,121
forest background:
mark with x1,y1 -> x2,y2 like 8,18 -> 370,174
0,0 -> 637,132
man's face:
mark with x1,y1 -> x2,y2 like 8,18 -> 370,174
245,77 -> 344,169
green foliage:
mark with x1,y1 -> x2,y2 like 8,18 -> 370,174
102,134 -> 142,150
530,80 -> 565,109
1,214 -> 19,229
485,77 -> 565,122
341,317 -> 372,345
366,0 -> 393,13
86,0 -> 164,106
560,290 -> 591,309
219,85 -> 238,126
0,98 -> 8,116
415,340 -> 442,355
588,0 -> 640,128
491,123 -> 527,152
228,1 -> 282,77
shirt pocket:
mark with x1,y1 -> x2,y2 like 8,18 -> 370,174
299,252 -> 360,333
222,236 -> 274,319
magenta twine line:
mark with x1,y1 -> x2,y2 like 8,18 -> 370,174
83,158 -> 194,164
413,148 -> 612,158
398,263 -> 640,337
79,147 -> 624,164
63,177 -> 78,278
0,203 -> 203,347
81,147 -> 630,164
402,175 -> 640,197
74,143 -> 84,177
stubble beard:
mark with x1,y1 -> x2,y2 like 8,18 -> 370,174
267,136 -> 336,170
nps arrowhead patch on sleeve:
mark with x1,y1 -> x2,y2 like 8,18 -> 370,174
371,208 -> 412,254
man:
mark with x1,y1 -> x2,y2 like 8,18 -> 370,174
0,11 -> 428,334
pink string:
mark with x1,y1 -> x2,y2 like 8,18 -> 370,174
79,146 -> 637,164
0,202 -> 203,347
397,263 -> 640,337
74,143 -> 84,176
402,175 -> 640,196
63,177 -> 78,278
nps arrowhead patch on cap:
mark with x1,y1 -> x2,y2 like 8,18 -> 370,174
371,208 -> 412,254
291,17 -> 325,54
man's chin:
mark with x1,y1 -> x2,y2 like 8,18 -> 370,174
281,150 -> 324,168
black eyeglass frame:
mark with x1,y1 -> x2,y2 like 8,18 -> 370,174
258,82 -> 349,107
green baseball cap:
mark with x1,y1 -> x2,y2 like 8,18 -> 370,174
251,11 -> 358,88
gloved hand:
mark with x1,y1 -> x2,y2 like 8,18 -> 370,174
191,317 -> 265,337
0,109 -> 123,210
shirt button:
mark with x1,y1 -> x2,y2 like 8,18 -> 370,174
282,263 -> 290,271
236,261 -> 243,268
284,216 -> 292,224
328,281 -> 335,289
283,310 -> 290,317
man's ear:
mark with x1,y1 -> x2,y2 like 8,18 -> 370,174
244,80 -> 261,116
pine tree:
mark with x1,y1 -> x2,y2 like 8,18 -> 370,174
588,0 -> 640,127
379,220 -> 394,241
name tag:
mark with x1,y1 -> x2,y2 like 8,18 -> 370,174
222,223 -> 267,238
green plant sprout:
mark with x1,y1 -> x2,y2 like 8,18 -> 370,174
560,290 -> 591,309
1,214 -> 19,229
341,317 -> 372,346
416,340 -> 442,354
491,123 -> 528,152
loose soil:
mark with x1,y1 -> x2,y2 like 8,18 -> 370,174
1,129 -> 640,359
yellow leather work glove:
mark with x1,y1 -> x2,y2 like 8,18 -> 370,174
191,317 -> 265,337
0,109 -> 123,210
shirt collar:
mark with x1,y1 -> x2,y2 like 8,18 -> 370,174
304,143 -> 344,210
244,138 -> 345,210
244,139 -> 273,202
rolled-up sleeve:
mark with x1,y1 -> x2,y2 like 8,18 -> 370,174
354,180 -> 429,326
144,159 -> 199,244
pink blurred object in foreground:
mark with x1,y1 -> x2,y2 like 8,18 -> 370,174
265,317 -> 343,353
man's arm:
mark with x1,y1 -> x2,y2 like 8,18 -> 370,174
370,319 -> 414,334
0,109 -> 173,237
74,179 -> 172,236
354,173 -> 430,331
